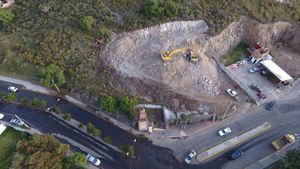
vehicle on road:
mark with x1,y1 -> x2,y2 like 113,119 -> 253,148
257,92 -> 267,100
10,118 -> 24,126
248,67 -> 260,74
272,134 -> 295,151
250,83 -> 262,92
228,149 -> 244,160
218,127 -> 232,136
184,150 -> 197,164
227,89 -> 238,98
86,154 -> 101,166
266,101 -> 275,111
8,86 -> 18,92
0,113 -> 4,119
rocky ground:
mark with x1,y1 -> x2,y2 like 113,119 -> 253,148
98,17 -> 300,114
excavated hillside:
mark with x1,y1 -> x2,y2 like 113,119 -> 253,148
99,17 -> 300,112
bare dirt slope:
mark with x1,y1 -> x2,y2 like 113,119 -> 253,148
99,17 -> 300,112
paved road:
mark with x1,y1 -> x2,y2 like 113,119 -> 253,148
1,80 -> 300,169
160,91 -> 300,168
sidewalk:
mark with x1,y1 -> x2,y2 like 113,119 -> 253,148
196,122 -> 271,163
245,139 -> 300,169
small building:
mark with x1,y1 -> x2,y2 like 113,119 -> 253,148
260,60 -> 293,85
0,123 -> 7,135
248,42 -> 273,63
137,108 -> 149,131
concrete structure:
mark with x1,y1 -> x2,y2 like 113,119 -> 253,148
137,108 -> 149,131
196,122 -> 271,163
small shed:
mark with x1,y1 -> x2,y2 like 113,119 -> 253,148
260,60 -> 293,84
0,123 -> 7,135
137,108 -> 149,131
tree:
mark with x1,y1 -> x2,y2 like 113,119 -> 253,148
5,92 -> 17,102
62,152 -> 86,169
39,64 -> 66,88
86,122 -> 101,137
104,136 -> 112,144
100,96 -> 117,112
120,96 -> 137,118
0,10 -> 15,24
40,99 -> 47,110
63,113 -> 72,121
80,16 -> 95,31
11,135 -> 69,169
32,97 -> 41,109
120,145 -> 134,157
277,149 -> 300,169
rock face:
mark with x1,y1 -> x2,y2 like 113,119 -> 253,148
98,17 -> 300,111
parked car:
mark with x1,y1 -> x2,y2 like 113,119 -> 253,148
257,92 -> 267,100
250,83 -> 262,92
8,86 -> 18,92
228,149 -> 244,160
0,113 -> 4,119
227,89 -> 238,97
86,154 -> 101,166
218,127 -> 232,136
266,101 -> 276,111
184,150 -> 197,164
10,118 -> 24,126
248,67 -> 260,74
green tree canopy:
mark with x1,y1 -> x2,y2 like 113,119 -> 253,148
0,10 -> 15,24
39,64 -> 66,88
62,152 -> 86,169
143,0 -> 179,20
100,96 -> 117,112
80,16 -> 95,31
120,96 -> 137,118
11,135 -> 69,169
277,149 -> 300,169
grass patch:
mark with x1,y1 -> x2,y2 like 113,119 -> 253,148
220,42 -> 249,66
0,127 -> 27,169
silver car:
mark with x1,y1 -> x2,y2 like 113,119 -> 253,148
184,150 -> 197,164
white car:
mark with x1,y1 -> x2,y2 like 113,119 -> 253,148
8,86 -> 18,92
218,127 -> 232,136
0,113 -> 4,119
227,89 -> 237,97
10,118 -> 24,126
86,154 -> 101,166
184,150 -> 197,164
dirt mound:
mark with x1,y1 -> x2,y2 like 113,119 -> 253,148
99,17 -> 300,111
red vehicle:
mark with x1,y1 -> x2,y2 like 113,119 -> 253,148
257,92 -> 267,100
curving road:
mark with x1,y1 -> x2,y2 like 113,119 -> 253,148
1,79 -> 300,169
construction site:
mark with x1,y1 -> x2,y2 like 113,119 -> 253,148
99,17 -> 300,118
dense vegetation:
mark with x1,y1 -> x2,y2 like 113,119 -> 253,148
11,134 -> 86,169
0,0 -> 300,106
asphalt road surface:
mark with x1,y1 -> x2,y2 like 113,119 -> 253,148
1,80 -> 300,169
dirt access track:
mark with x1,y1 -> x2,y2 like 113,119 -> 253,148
99,17 -> 300,112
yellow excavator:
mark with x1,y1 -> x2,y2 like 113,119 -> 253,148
161,46 -> 198,62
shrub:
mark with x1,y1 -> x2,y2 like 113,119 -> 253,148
78,123 -> 83,128
32,97 -> 40,109
98,25 -> 110,40
52,106 -> 62,114
120,96 -> 137,118
0,10 -> 15,24
100,96 -> 117,113
87,122 -> 101,137
5,92 -> 16,102
63,113 -> 72,121
40,99 -> 47,110
120,145 -> 134,157
80,16 -> 95,31
104,136 -> 112,144
39,64 -> 66,88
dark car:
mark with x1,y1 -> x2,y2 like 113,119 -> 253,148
266,101 -> 275,111
250,83 -> 262,92
228,149 -> 244,160
257,92 -> 267,100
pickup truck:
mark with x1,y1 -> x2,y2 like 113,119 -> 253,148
272,134 -> 295,151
